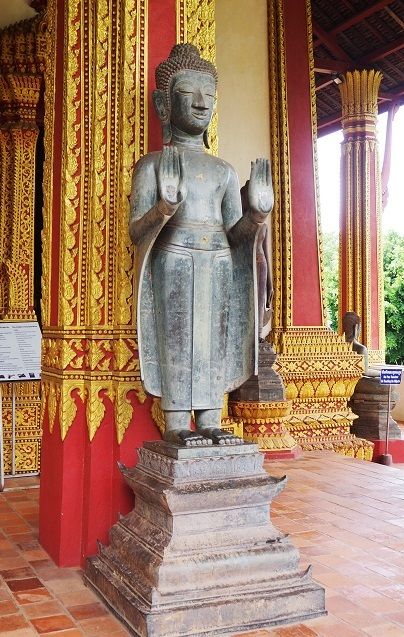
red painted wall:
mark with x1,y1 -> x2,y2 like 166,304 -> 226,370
283,0 -> 323,327
148,0 -> 176,152
39,0 -> 176,567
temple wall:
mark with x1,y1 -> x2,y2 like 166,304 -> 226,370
215,0 -> 270,184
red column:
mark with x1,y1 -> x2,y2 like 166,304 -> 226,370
39,0 -> 176,567
339,70 -> 384,362
283,0 -> 324,327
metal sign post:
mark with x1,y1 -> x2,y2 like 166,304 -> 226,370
379,367 -> 403,466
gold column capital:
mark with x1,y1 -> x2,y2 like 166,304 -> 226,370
339,69 -> 382,127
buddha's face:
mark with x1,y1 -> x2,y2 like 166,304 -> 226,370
169,70 -> 216,135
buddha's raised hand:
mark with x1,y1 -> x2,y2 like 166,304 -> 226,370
248,158 -> 274,216
157,145 -> 187,211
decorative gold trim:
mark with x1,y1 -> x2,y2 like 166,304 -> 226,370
42,0 -> 149,443
339,70 -> 384,357
184,0 -> 217,154
306,0 -> 326,326
135,0 -> 148,160
58,0 -> 80,328
41,1 -> 56,327
267,0 -> 293,329
176,0 -> 187,44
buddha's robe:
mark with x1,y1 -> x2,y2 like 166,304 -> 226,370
130,148 -> 261,411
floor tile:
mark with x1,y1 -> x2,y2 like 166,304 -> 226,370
30,614 -> 76,633
6,577 -> 43,592
0,452 -> 403,637
0,599 -> 17,615
67,602 -> 109,621
0,612 -> 31,631
23,600 -> 66,619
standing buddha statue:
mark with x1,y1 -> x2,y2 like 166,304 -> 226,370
129,44 -> 273,446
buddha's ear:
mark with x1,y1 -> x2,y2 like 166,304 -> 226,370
153,90 -> 169,123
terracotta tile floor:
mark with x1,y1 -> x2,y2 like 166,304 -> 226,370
0,451 -> 404,636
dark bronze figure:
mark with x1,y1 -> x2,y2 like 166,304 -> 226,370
129,44 -> 273,446
342,311 -> 379,377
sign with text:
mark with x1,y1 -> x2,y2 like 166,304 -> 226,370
380,368 -> 403,385
0,322 -> 41,382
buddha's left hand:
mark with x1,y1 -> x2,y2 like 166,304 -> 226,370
248,158 -> 274,216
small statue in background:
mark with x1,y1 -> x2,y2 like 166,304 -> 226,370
342,311 -> 379,377
241,180 -> 273,339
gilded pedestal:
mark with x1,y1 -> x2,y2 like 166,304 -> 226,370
85,442 -> 326,636
229,341 -> 301,458
273,328 -> 374,461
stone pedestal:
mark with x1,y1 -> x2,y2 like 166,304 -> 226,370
350,376 -> 402,440
229,342 -> 301,458
85,442 -> 325,636
231,341 -> 285,403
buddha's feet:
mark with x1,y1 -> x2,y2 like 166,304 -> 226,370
197,427 -> 244,446
163,429 -> 213,447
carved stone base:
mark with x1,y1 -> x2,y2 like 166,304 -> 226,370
349,376 -> 402,441
85,442 -> 326,636
230,341 -> 286,403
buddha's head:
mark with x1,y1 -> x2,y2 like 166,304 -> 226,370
342,311 -> 361,342
153,44 -> 218,146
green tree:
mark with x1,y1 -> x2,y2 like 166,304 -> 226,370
384,230 -> 404,364
322,231 -> 339,331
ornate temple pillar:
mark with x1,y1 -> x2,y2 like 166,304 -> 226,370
39,0 -> 215,566
2,74 -> 41,320
39,0 -> 156,567
0,18 -> 45,476
260,0 -> 370,458
339,70 -> 384,363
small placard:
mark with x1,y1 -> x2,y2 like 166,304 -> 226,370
380,368 -> 403,385
0,322 -> 41,382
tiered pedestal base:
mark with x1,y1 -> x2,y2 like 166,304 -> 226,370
85,442 -> 325,636
349,376 -> 404,462
271,328 -> 374,461
285,413 -> 374,461
229,401 -> 302,460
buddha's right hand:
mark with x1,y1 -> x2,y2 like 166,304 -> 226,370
157,145 -> 187,213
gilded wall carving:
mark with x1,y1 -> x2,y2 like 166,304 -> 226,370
267,0 -> 293,330
177,0 -> 218,154
41,0 -> 148,443
0,13 -> 46,473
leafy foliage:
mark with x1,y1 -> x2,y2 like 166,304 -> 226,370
322,231 -> 339,331
383,231 -> 404,364
322,230 -> 404,364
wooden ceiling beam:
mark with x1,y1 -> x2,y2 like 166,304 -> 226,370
357,36 -> 404,64
330,0 -> 393,34
315,78 -> 337,92
312,20 -> 351,61
314,57 -> 350,74
385,7 -> 404,30
317,113 -> 343,133
379,84 -> 404,100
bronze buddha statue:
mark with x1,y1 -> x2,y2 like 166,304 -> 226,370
129,44 -> 273,446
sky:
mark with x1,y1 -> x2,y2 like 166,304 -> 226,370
317,105 -> 404,235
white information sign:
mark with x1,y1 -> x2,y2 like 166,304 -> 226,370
0,322 -> 41,382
